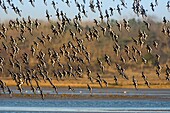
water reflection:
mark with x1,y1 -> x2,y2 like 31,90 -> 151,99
0,107 -> 170,112
0,99 -> 170,112
1,89 -> 170,112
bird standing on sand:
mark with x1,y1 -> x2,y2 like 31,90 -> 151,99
68,85 -> 75,92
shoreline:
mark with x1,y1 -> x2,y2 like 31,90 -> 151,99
0,89 -> 170,101
0,93 -> 170,101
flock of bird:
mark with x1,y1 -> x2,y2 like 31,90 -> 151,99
0,0 -> 170,100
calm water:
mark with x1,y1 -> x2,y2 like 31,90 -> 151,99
0,98 -> 170,113
0,88 -> 170,112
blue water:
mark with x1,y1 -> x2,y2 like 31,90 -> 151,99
1,88 -> 170,112
0,98 -> 170,113
0,98 -> 169,108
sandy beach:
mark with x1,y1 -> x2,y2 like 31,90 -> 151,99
0,93 -> 169,101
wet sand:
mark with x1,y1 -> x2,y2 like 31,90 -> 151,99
1,79 -> 170,100
0,93 -> 169,101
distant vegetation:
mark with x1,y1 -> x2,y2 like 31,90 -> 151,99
0,17 -> 170,81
